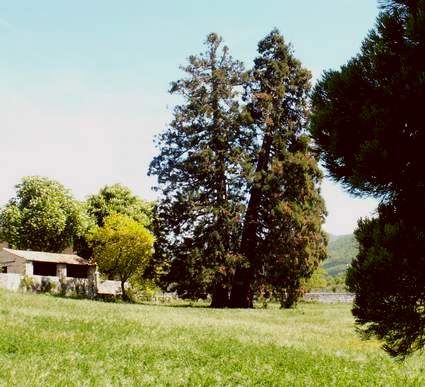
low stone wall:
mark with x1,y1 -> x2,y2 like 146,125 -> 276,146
304,292 -> 354,303
0,273 -> 21,291
30,275 -> 96,297
0,273 -> 96,297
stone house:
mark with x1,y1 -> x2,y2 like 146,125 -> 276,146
0,247 -> 123,297
0,248 -> 96,279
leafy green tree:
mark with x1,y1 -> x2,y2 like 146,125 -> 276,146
149,33 -> 251,307
75,184 -> 153,259
230,30 -> 327,308
310,0 -> 425,356
89,214 -> 154,300
86,184 -> 152,227
0,176 -> 88,252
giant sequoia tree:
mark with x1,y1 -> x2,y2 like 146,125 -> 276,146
310,0 -> 425,356
151,31 -> 327,308
149,33 -> 250,307
230,30 -> 327,308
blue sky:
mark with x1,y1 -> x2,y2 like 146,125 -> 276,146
0,1 -> 380,235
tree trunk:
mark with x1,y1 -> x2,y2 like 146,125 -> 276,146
210,283 -> 229,308
279,287 -> 299,309
230,129 -> 274,308
121,280 -> 128,302
210,51 -> 233,309
229,269 -> 254,308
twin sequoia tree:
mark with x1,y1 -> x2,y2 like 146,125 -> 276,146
150,30 -> 327,308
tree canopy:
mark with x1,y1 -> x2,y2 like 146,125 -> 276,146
310,0 -> 425,357
0,176 -> 88,252
86,184 -> 152,227
74,184 -> 153,259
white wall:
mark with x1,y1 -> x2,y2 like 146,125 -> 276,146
0,273 -> 21,290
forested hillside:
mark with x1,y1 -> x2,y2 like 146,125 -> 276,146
323,234 -> 358,276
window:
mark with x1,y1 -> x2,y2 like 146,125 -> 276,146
1,266 -> 7,273
67,264 -> 89,279
33,261 -> 57,276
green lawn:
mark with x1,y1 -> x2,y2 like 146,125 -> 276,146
0,290 -> 424,386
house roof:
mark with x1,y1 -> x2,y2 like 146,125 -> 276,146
3,248 -> 94,266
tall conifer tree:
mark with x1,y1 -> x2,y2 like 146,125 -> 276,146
149,34 -> 251,307
230,30 -> 327,308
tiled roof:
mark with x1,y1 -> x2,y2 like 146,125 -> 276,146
3,248 -> 93,265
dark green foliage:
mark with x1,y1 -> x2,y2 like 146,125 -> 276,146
311,0 -> 425,199
323,234 -> 358,276
230,30 -> 327,308
151,31 -> 327,308
346,203 -> 425,357
311,0 -> 425,356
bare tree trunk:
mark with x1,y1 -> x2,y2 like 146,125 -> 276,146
121,280 -> 128,301
210,283 -> 229,308
230,130 -> 274,308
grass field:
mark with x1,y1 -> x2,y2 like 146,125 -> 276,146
0,290 -> 424,386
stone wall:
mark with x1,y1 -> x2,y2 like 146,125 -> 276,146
97,280 -> 125,296
304,292 -> 354,303
0,272 -> 122,298
31,275 -> 96,298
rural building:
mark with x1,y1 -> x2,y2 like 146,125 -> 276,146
0,247 -> 123,297
0,248 -> 96,279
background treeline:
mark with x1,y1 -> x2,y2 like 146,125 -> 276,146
0,177 -> 157,300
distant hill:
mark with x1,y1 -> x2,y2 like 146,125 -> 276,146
322,234 -> 358,276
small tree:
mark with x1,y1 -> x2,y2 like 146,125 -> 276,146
304,267 -> 328,292
0,176 -> 88,252
89,214 -> 154,300
75,184 -> 153,259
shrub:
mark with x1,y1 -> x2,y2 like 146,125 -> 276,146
19,275 -> 36,292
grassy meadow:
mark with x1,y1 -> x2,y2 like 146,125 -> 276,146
0,289 -> 424,386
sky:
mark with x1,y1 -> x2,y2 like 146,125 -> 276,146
0,0 -> 380,235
